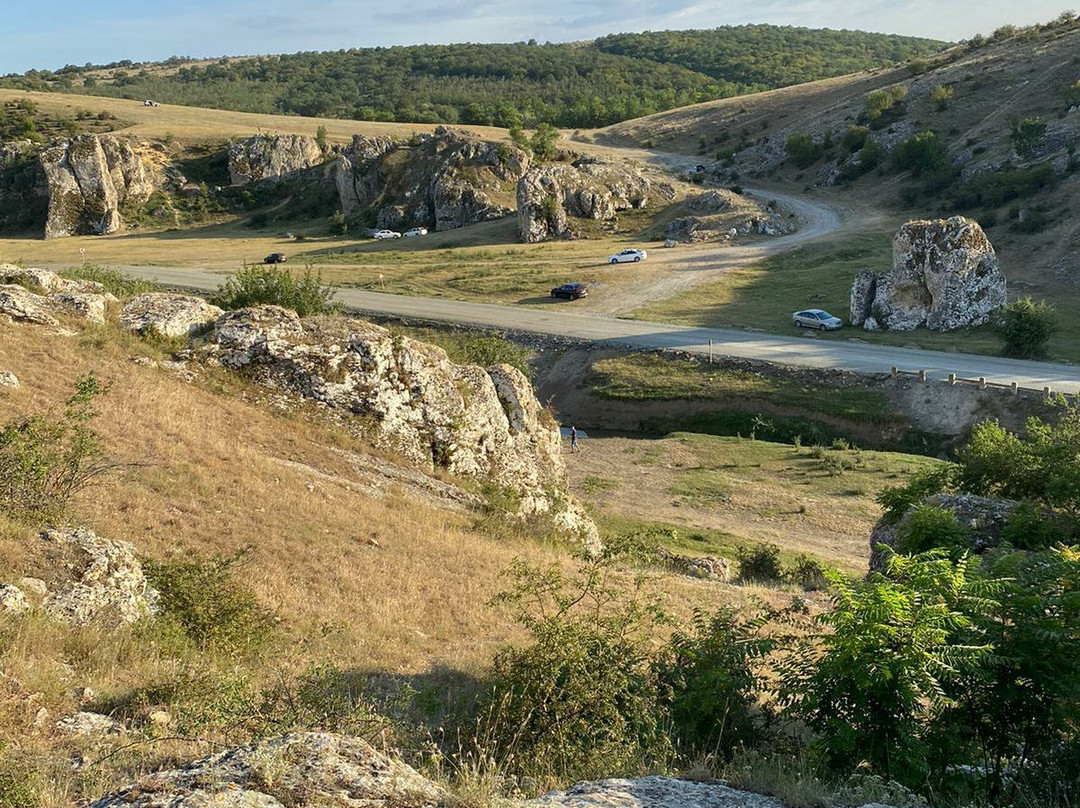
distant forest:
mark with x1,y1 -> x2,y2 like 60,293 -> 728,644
1,26 -> 947,129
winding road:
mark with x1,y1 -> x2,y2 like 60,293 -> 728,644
120,264 -> 1080,394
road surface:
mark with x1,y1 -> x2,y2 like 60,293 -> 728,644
119,265 -> 1080,394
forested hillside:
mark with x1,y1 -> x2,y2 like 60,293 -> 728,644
0,27 -> 946,128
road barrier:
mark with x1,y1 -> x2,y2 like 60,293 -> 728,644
889,366 -> 1073,400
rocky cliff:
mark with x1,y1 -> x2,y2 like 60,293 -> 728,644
204,304 -> 597,547
227,133 -> 326,185
39,134 -> 166,239
850,217 -> 1006,331
517,157 -> 665,242
334,126 -> 530,231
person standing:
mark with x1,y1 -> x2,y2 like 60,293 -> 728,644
570,425 -> 579,453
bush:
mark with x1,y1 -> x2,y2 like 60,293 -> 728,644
530,123 -> 559,161
0,375 -> 112,524
896,504 -> 972,555
211,264 -> 338,317
994,296 -> 1057,358
785,132 -> 823,168
865,86 -> 908,123
951,164 -> 1056,209
144,547 -> 275,652
1002,499 -> 1070,549
786,555 -> 830,591
929,85 -> 954,110
59,264 -> 158,299
1010,117 -> 1047,158
892,131 -> 951,177
876,465 -> 955,523
841,125 -> 869,152
736,542 -> 783,584
480,554 -> 671,781
456,335 -> 532,376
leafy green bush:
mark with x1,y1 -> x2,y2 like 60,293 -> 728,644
657,606 -> 774,756
786,555 -> 830,591
456,335 -> 533,375
892,131 -> 951,177
144,548 -> 275,652
59,264 -> 158,299
876,465 -> 955,523
951,164 -> 1056,209
210,265 -> 338,317
785,132 -> 823,169
1002,499 -> 1070,549
480,554 -> 670,781
530,123 -> 559,161
0,375 -> 111,524
841,125 -> 869,152
1010,116 -> 1047,158
896,504 -> 972,555
929,84 -> 954,110
994,296 -> 1057,358
865,86 -> 908,123
735,542 -> 783,584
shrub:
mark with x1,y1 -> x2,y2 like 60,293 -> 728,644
785,132 -> 823,169
994,296 -> 1057,358
59,264 -> 157,299
876,465 -> 955,523
0,756 -> 38,808
736,542 -> 783,584
892,131 -> 951,177
951,164 -> 1056,209
841,125 -> 869,152
787,555 -> 830,591
480,554 -> 671,781
929,85 -> 954,110
1002,499 -> 1070,549
211,264 -> 338,317
1010,117 -> 1047,158
530,123 -> 559,161
896,504 -> 972,555
0,375 -> 112,524
144,547 -> 275,652
328,210 -> 348,236
457,335 -> 532,375
657,605 -> 774,756
315,124 -> 329,152
865,86 -> 908,123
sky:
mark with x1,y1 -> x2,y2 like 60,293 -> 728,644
4,0 -> 1074,75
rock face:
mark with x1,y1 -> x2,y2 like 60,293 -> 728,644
40,135 -> 164,238
56,711 -> 124,737
39,527 -> 158,625
0,370 -> 18,389
0,584 -> 29,615
517,158 -> 654,243
530,776 -> 785,808
227,133 -> 325,186
334,126 -> 530,231
0,265 -> 114,325
664,190 -> 791,244
120,293 -> 223,338
0,283 -> 60,326
91,732 -> 442,808
850,217 -> 1006,331
209,306 -> 597,547
868,493 -> 1021,572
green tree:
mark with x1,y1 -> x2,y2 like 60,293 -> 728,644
994,296 -> 1057,358
314,124 -> 329,152
785,132 -> 823,168
892,131 -> 951,177
530,123 -> 560,161
1010,117 -> 1047,158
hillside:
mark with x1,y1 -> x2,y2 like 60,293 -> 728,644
0,27 -> 946,129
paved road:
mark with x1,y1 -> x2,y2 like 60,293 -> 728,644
120,265 -> 1080,394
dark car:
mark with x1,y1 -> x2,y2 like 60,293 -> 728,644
551,282 -> 588,301
264,253 -> 287,264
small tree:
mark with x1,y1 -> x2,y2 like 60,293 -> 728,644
315,124 -> 329,153
785,132 -> 823,169
929,85 -> 954,111
892,131 -> 951,177
994,296 -> 1057,358
328,210 -> 348,237
1010,117 -> 1047,158
530,123 -> 559,161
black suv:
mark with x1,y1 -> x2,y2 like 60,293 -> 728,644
551,282 -> 588,300
264,253 -> 287,264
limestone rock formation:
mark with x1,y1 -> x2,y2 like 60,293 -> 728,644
517,158 -> 653,243
227,133 -> 325,186
0,266 -> 114,325
850,217 -> 1006,331
664,190 -> 791,244
0,284 -> 60,326
56,711 -> 124,737
335,127 -> 530,231
869,493 -> 1022,572
40,135 -> 164,238
120,293 -> 223,338
91,732 -> 443,808
0,584 -> 29,615
209,306 -> 598,547
529,776 -> 786,808
658,549 -> 731,581
39,527 -> 159,625
0,370 -> 18,389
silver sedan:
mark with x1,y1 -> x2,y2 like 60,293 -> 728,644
792,309 -> 843,331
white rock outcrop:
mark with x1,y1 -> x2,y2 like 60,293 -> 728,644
0,370 -> 19,389
0,265 -> 115,325
850,217 -> 1006,331
0,584 -> 29,615
210,306 -> 597,547
91,732 -> 443,808
40,527 -> 158,625
56,711 -> 124,737
530,776 -> 785,808
227,133 -> 325,186
120,293 -> 223,338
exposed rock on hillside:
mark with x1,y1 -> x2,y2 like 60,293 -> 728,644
530,776 -> 785,808
850,217 -> 1005,331
664,189 -> 792,243
0,370 -> 18,389
209,305 -> 598,546
56,711 -> 124,738
0,584 -> 29,615
0,283 -> 60,326
517,158 -> 658,242
91,732 -> 443,808
868,493 -> 1021,572
334,126 -> 530,231
37,527 -> 158,624
227,133 -> 325,185
40,134 -> 165,238
0,265 -> 114,325
120,292 -> 223,338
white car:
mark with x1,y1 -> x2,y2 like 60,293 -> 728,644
609,248 -> 647,264
792,309 -> 843,331
372,229 -> 401,240
403,227 -> 428,237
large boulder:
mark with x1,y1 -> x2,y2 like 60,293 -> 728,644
120,293 -> 223,338
227,133 -> 325,186
210,306 -> 598,547
868,493 -> 1022,572
90,732 -> 442,808
529,776 -> 785,808
39,527 -> 158,625
40,135 -> 164,238
0,284 -> 59,326
517,159 -> 652,243
851,217 -> 1006,331
0,266 -> 113,325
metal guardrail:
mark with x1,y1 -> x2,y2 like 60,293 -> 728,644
889,366 -> 1074,400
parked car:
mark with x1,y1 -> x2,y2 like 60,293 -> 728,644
403,227 -> 428,237
609,248 -> 647,264
263,253 -> 287,264
792,309 -> 843,331
551,282 -> 589,301
373,229 -> 402,239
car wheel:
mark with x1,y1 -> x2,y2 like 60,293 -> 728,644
634,256 -> 641,262
610,258 -> 619,264
819,324 -> 827,331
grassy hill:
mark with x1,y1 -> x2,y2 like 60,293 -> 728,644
0,27 -> 946,129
